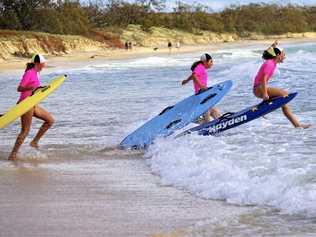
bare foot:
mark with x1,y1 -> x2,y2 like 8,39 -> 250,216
300,124 -> 311,129
8,152 -> 17,161
30,141 -> 39,149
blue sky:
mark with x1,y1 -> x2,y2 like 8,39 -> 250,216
168,0 -> 316,11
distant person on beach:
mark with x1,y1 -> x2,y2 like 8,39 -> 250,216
168,41 -> 172,53
253,40 -> 310,129
8,54 -> 55,160
128,42 -> 132,50
181,53 -> 221,123
176,41 -> 181,51
125,41 -> 129,50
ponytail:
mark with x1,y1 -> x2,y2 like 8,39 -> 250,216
25,63 -> 35,72
191,61 -> 203,71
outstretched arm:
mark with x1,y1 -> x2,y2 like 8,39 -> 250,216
182,74 -> 207,90
182,74 -> 194,85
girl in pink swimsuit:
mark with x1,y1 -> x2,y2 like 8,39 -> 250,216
8,54 -> 55,160
253,41 -> 310,129
182,53 -> 221,123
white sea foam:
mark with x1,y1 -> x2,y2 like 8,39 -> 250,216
147,124 -> 316,216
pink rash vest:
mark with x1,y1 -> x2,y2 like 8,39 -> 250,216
18,68 -> 40,103
192,63 -> 208,94
253,59 -> 277,88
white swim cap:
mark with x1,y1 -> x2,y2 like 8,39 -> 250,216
31,54 -> 46,63
200,53 -> 212,61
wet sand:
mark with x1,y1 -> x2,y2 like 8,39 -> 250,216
0,151 -> 250,237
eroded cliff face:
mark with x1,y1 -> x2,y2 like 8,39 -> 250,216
0,31 -> 108,61
1,28 -> 315,63
121,25 -> 316,48
121,25 -> 240,48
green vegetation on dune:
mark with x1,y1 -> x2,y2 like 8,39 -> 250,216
0,1 -> 315,36
0,1 -> 316,60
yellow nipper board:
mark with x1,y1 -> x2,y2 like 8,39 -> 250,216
0,75 -> 66,129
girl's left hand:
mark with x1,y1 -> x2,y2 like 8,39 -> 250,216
32,85 -> 49,95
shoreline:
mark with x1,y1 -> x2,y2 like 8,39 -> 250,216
1,37 -> 315,74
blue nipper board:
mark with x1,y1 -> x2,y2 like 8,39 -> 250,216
177,92 -> 297,137
120,80 -> 233,149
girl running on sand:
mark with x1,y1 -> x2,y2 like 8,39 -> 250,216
8,54 -> 55,160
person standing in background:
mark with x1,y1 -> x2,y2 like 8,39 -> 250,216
168,41 -> 172,54
176,41 -> 181,51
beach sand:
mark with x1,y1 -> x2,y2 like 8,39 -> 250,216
0,150 -> 250,237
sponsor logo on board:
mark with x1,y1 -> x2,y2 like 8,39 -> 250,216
208,115 -> 248,133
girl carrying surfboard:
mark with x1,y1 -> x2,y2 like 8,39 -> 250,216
253,41 -> 310,129
8,54 -> 55,160
182,53 -> 221,123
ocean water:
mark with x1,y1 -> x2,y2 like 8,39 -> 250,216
0,41 -> 315,236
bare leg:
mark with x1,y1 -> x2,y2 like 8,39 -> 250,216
210,107 -> 221,119
203,110 -> 211,123
30,105 -> 54,149
8,108 -> 34,160
203,107 -> 221,123
254,86 -> 310,128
